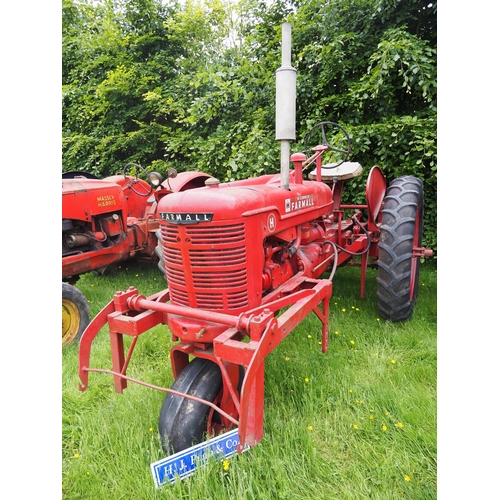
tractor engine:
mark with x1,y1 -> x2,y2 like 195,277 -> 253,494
157,172 -> 336,344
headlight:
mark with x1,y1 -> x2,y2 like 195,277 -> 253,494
149,171 -> 163,187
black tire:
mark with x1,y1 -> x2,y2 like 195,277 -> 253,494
154,229 -> 166,277
159,358 -> 223,455
62,283 -> 91,346
376,176 -> 424,321
92,263 -> 118,277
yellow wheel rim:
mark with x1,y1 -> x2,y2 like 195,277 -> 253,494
62,298 -> 80,346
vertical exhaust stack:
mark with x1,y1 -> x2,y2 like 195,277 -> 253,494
275,22 -> 297,190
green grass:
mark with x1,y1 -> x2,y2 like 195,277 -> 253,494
62,261 -> 437,499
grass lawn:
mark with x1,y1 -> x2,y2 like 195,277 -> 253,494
62,261 -> 437,499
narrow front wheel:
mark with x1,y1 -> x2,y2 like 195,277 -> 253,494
159,358 -> 224,455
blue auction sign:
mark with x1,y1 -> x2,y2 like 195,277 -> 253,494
150,428 -> 250,487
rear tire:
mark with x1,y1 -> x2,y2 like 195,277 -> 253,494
154,229 -> 166,277
159,358 -> 223,455
376,176 -> 424,321
62,283 -> 91,346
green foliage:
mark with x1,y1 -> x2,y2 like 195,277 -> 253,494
344,116 -> 437,251
62,0 -> 437,253
62,0 -> 180,176
348,27 -> 436,118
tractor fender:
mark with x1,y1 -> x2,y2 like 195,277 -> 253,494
366,166 -> 386,231
166,171 -> 215,192
150,172 -> 216,220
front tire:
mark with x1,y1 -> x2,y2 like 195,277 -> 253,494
376,176 -> 424,321
159,358 -> 225,455
62,283 -> 91,346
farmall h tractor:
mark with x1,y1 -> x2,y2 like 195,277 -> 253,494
62,164 -> 213,346
78,24 -> 432,456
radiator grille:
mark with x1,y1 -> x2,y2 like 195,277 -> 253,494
160,222 -> 249,311
185,224 -> 246,245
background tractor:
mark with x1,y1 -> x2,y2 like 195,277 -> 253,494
62,164 -> 212,346
77,24 -> 432,457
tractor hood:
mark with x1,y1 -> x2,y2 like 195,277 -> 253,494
157,173 -> 333,230
62,178 -> 126,221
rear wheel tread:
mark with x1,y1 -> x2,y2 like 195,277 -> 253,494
376,176 -> 424,322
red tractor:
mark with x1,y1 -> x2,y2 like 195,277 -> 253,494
77,24 -> 432,456
62,163 -> 212,346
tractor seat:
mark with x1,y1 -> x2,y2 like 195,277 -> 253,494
308,162 -> 363,182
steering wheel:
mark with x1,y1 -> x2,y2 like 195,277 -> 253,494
303,121 -> 351,168
123,163 -> 153,197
